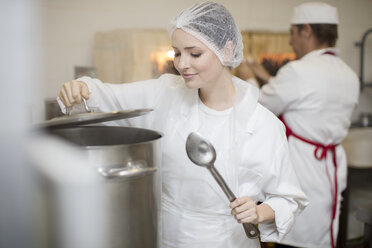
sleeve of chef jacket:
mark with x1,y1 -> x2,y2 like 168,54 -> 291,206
258,123 -> 308,241
74,74 -> 176,128
259,62 -> 301,116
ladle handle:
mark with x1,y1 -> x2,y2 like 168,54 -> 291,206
242,223 -> 260,239
209,166 -> 236,201
208,166 -> 260,239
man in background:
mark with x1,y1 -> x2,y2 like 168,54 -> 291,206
237,2 -> 359,248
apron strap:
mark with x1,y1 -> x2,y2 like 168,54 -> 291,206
279,116 -> 339,248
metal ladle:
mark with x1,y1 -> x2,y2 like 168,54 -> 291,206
185,132 -> 260,239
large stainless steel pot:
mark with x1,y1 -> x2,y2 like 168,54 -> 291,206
40,124 -> 162,248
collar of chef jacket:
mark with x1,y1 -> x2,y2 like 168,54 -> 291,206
301,47 -> 339,60
175,76 -> 260,141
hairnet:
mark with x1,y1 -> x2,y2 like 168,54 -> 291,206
168,1 -> 243,69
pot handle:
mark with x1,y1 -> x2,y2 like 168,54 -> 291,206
98,162 -> 156,179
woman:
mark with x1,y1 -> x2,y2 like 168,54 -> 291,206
58,2 -> 308,247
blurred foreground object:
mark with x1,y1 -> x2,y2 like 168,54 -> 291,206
27,134 -> 106,248
0,1 -> 43,247
34,106 -> 162,248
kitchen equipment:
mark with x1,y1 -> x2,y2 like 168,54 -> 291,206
338,127 -> 372,243
185,132 -> 260,239
355,28 -> 372,90
41,107 -> 153,128
80,97 -> 91,113
342,127 -> 372,169
45,98 -> 64,120
37,107 -> 162,248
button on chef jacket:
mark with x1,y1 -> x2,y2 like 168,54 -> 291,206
63,74 -> 309,248
259,48 -> 359,248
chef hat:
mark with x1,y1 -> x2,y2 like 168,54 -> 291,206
168,1 -> 243,68
291,2 -> 339,24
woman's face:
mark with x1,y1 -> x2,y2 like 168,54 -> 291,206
171,29 -> 225,89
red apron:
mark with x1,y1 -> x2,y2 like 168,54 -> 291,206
279,116 -> 339,248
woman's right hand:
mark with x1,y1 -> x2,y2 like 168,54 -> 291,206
59,80 -> 90,107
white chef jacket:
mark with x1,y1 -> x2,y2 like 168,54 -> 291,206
260,48 -> 359,248
60,74 -> 308,248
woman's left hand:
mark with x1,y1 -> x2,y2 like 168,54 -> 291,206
230,196 -> 259,224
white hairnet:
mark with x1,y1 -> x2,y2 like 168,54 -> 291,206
168,1 -> 243,69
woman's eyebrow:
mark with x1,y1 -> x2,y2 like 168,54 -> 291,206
172,46 -> 199,50
184,46 -> 198,50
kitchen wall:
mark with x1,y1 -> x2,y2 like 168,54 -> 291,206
41,0 -> 372,120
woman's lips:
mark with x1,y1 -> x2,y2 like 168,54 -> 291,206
182,74 -> 196,80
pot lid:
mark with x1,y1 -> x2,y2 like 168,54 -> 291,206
41,108 -> 153,128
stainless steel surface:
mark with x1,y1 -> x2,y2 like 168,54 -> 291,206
185,132 -> 260,239
355,28 -> 372,91
40,108 -> 153,128
342,127 -> 372,168
43,126 -> 162,248
351,112 -> 372,128
45,98 -> 64,120
82,98 -> 91,113
66,98 -> 91,115
98,165 -> 157,179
